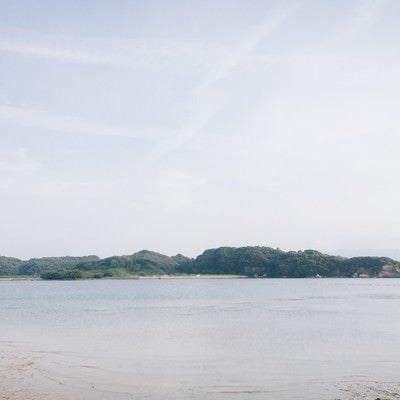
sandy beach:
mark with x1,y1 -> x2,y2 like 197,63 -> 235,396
0,343 -> 43,400
0,342 -> 112,400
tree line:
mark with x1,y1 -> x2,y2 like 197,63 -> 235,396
1,247 -> 399,280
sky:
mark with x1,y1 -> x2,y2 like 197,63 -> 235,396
1,0 -> 400,260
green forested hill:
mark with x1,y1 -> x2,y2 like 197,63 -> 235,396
1,247 -> 399,279
19,255 -> 100,275
76,250 -> 190,276
0,255 -> 99,276
182,247 -> 399,278
0,256 -> 23,276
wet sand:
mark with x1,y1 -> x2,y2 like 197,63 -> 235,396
0,343 -> 113,400
2,341 -> 400,400
0,344 -> 43,400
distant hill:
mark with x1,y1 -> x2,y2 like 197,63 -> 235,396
76,250 -> 190,276
1,247 -> 400,279
0,255 -> 99,276
182,247 -> 400,278
18,255 -> 100,275
0,256 -> 23,276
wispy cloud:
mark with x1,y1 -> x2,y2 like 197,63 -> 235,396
0,147 -> 38,173
202,11 -> 291,88
0,36 -> 224,71
148,3 -> 300,163
0,105 -> 138,138
329,0 -> 386,45
0,40 -> 102,63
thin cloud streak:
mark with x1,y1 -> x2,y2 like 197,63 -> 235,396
0,147 -> 38,173
0,40 -> 102,63
0,37 -> 225,70
328,0 -> 386,46
0,105 -> 139,138
148,3 -> 299,164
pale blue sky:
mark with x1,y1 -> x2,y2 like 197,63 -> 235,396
1,0 -> 400,259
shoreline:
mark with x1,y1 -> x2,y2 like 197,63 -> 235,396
0,274 -> 248,281
2,275 -> 400,281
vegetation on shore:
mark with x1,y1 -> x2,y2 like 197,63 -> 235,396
1,247 -> 399,280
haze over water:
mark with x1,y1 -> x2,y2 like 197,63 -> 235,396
1,278 -> 400,399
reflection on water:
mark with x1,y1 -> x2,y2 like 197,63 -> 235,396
1,279 -> 400,399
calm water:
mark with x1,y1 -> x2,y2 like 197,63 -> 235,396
1,279 -> 400,399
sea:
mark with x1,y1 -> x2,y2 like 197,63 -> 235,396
1,278 -> 400,400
